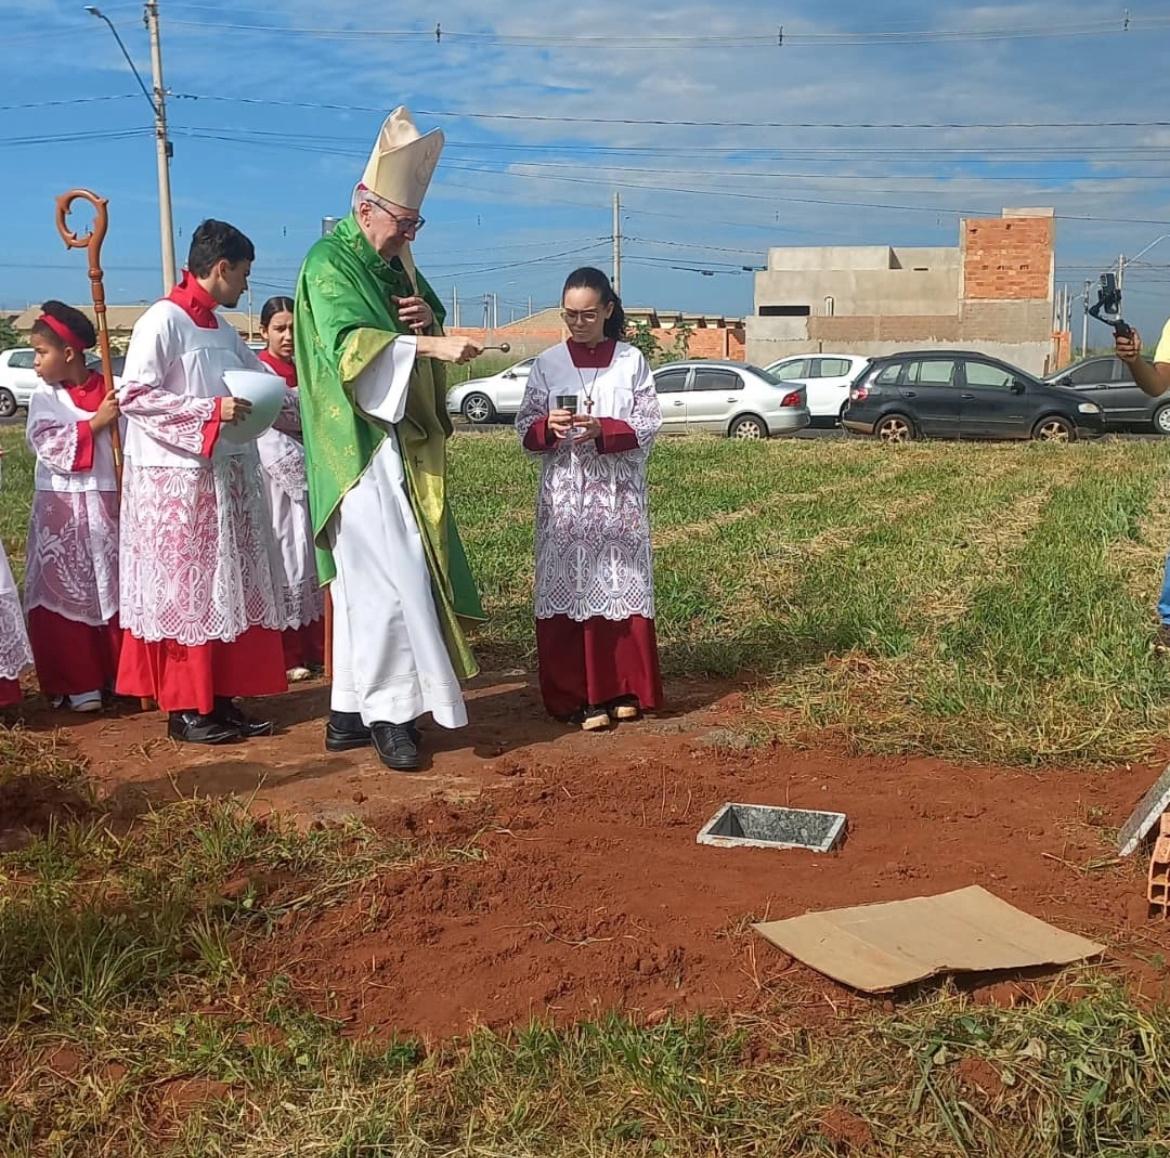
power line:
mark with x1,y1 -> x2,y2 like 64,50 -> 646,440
164,15 -> 1170,47
0,127 -> 153,147
0,93 -> 141,112
171,92 -> 1170,131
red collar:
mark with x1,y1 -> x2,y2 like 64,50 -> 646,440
167,271 -> 220,329
567,338 -> 616,369
64,370 -> 106,413
257,349 -> 297,389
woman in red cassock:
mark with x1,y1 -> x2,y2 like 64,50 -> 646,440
516,267 -> 664,731
25,301 -> 121,711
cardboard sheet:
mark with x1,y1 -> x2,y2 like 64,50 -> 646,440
753,885 -> 1104,993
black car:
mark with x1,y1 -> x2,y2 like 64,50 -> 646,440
1043,355 -> 1170,435
841,350 -> 1105,443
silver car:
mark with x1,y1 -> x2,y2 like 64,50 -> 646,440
651,360 -> 810,438
446,358 -> 534,424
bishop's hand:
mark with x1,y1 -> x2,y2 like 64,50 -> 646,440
393,294 -> 434,333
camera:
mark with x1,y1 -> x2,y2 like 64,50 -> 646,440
1088,272 -> 1133,337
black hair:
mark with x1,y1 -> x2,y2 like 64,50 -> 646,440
31,299 -> 96,351
562,266 -> 626,341
187,219 -> 255,277
260,296 -> 294,329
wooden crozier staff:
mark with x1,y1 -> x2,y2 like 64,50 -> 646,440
54,189 -> 123,489
55,189 -> 149,705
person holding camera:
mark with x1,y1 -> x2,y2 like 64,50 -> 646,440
1116,323 -> 1170,650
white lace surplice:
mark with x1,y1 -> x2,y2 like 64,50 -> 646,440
117,301 -> 284,645
0,538 -> 31,681
516,341 -> 662,622
24,384 -> 120,625
256,385 -> 324,631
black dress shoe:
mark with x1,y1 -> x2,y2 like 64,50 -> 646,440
212,697 -> 273,738
371,721 -> 421,771
168,710 -> 240,745
325,710 -> 372,752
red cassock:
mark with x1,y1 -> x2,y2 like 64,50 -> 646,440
24,372 -> 123,696
520,338 -> 664,718
112,274 -> 286,711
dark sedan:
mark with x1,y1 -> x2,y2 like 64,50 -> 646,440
842,350 -> 1104,443
1044,355 -> 1170,435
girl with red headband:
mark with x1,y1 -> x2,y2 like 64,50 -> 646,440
26,300 -> 122,711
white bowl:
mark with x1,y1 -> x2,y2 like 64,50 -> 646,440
221,369 -> 286,442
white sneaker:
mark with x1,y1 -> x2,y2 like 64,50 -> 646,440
67,691 -> 103,713
286,667 -> 313,683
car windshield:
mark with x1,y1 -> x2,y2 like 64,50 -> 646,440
755,366 -> 786,385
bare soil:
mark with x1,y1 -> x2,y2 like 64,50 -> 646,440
8,672 -> 1170,1040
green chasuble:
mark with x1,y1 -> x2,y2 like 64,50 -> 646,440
294,213 -> 483,680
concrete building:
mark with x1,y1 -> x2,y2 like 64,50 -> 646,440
746,208 -> 1063,375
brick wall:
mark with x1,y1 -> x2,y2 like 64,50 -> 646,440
962,217 -> 1053,301
447,325 -> 746,362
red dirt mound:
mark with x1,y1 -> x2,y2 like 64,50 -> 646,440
245,731 -> 1169,1039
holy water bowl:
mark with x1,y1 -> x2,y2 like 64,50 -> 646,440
221,369 -> 285,442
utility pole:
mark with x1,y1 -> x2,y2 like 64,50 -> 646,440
492,292 -> 498,329
452,284 -> 459,328
1082,279 -> 1091,356
612,192 -> 622,294
1118,252 -> 1126,290
528,295 -> 533,318
86,3 -> 176,290
145,1 -> 177,290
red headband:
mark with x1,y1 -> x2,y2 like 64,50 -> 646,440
38,314 -> 89,352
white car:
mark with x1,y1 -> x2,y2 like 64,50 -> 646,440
446,358 -> 534,424
764,353 -> 869,424
652,360 -> 810,439
0,347 -> 40,417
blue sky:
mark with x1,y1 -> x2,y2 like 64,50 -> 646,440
5,1 -> 1170,341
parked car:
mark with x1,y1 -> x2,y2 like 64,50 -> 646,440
446,358 -> 534,424
1044,355 -> 1170,435
0,348 -> 40,416
842,350 -> 1104,443
86,352 -> 125,378
651,360 -> 810,438
764,352 -> 869,425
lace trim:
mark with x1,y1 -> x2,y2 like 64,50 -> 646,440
118,457 -> 284,645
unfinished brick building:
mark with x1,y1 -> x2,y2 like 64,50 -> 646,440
745,208 -> 1064,375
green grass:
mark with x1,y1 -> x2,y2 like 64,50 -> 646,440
446,431 -> 1170,765
6,427 -> 1170,763
1,729 -> 1168,1156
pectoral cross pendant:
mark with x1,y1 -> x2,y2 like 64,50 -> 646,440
585,397 -> 594,415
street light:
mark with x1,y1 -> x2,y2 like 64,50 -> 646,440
85,3 -> 177,291
1118,234 -> 1170,289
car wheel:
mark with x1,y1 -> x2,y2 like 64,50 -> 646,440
1032,415 -> 1075,443
729,414 -> 767,440
461,392 -> 496,424
0,390 -> 16,419
1154,404 -> 1170,436
875,414 -> 915,443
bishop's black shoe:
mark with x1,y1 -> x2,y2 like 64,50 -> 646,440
212,697 -> 273,738
371,721 -> 422,771
325,710 -> 372,752
168,710 -> 240,745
